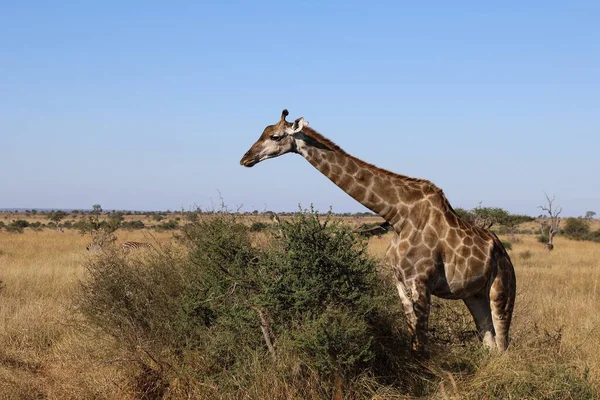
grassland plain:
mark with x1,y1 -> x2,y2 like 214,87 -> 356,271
0,220 -> 599,399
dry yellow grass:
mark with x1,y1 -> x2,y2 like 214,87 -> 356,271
1,225 -> 599,398
0,229 -> 173,399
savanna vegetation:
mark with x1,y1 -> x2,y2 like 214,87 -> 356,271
0,206 -> 599,399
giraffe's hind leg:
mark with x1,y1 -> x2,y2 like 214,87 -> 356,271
490,263 -> 516,351
463,293 -> 496,349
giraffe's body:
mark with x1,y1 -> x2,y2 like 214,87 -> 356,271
240,110 -> 516,352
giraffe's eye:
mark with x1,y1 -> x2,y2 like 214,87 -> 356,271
270,135 -> 282,141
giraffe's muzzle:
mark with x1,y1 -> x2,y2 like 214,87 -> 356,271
240,152 -> 258,167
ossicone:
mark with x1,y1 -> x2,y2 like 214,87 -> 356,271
281,109 -> 289,121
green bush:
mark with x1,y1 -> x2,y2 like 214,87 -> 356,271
501,240 -> 512,251
10,219 -> 29,228
249,221 -> 268,232
77,209 -> 408,398
154,220 -> 179,231
5,225 -> 24,233
78,212 -> 265,397
73,220 -> 92,232
560,218 -> 600,243
121,220 -> 145,230
257,208 -> 402,379
587,230 -> 600,243
538,234 -> 549,244
290,307 -> 375,375
29,221 -> 43,231
4,219 -> 29,233
563,218 -> 590,240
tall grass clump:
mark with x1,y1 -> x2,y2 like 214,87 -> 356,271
425,297 -> 598,400
76,208 -> 412,399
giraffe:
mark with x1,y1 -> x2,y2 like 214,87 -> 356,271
240,110 -> 516,353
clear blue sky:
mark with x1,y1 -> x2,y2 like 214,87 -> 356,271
1,2 -> 598,216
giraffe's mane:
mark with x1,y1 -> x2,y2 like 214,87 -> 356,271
302,126 -> 456,210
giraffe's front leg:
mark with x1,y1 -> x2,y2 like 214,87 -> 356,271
395,278 -> 431,355
395,280 -> 417,336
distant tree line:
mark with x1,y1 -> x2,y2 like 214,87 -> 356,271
453,204 -> 535,233
0,205 -> 183,234
2,205 -> 597,247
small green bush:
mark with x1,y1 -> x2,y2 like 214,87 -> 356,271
10,219 -> 29,228
73,220 -> 92,232
587,230 -> 600,243
29,221 -> 43,231
501,240 -> 512,251
563,218 -> 590,240
5,220 -> 26,233
121,220 -> 145,230
290,307 -> 374,376
257,208 -> 403,379
560,218 -> 600,243
249,221 -> 268,232
154,220 -> 179,231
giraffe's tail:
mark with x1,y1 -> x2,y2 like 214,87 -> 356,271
490,232 -> 517,351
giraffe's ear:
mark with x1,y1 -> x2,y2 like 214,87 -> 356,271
290,117 -> 308,133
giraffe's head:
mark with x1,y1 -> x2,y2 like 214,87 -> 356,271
240,109 -> 308,167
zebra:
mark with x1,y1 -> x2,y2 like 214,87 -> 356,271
86,242 -> 102,252
121,241 -> 153,252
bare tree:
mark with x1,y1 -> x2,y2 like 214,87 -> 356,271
539,216 -> 548,235
538,193 -> 562,250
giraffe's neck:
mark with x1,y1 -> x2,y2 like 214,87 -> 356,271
295,127 -> 430,230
